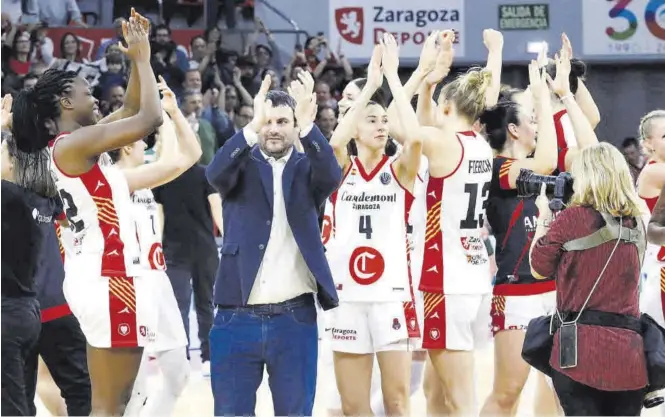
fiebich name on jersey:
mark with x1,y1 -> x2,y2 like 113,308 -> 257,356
468,159 -> 493,174
340,191 -> 397,211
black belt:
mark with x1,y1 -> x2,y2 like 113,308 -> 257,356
216,293 -> 314,316
553,309 -> 642,333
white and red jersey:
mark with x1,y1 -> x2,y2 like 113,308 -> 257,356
554,109 -> 577,171
408,156 -> 429,290
639,161 -> 665,264
419,131 -> 493,295
325,155 -> 414,302
131,188 -> 166,271
48,134 -> 141,278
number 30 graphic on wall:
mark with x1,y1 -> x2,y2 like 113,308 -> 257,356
607,0 -> 665,40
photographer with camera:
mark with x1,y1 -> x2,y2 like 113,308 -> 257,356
479,60 -> 559,415
529,143 -> 651,415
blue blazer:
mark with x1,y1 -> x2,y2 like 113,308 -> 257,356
205,125 -> 341,310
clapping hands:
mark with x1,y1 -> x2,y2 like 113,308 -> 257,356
118,8 -> 151,63
288,71 -> 318,133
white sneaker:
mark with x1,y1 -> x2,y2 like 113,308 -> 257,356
201,360 -> 211,377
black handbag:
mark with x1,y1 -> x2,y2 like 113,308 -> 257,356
521,314 -> 555,377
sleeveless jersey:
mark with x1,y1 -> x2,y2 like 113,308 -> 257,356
325,155 -> 414,302
408,156 -> 429,290
419,131 -> 493,295
486,156 -> 555,295
48,134 -> 141,278
131,188 -> 166,271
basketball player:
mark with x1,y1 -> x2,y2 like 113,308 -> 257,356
112,79 -> 202,416
11,13 -> 164,415
324,36 -> 423,416
479,62 -> 559,416
637,110 -> 665,334
378,32 -> 498,416
543,34 -> 600,172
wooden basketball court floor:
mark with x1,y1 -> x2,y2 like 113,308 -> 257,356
34,341 -> 663,416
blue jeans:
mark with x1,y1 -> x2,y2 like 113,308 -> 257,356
209,295 -> 318,416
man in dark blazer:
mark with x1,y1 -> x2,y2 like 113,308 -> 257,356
205,73 -> 341,416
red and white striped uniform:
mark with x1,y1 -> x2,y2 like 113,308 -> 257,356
49,133 -> 156,348
419,131 -> 494,350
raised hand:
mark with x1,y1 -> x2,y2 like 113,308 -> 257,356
381,33 -> 400,75
289,71 -> 317,131
528,60 -> 547,103
157,75 -> 178,115
366,44 -> 384,91
248,75 -> 273,132
483,28 -> 504,52
418,30 -> 441,74
546,48 -> 571,98
561,33 -> 573,59
130,8 -> 151,34
425,30 -> 454,85
1,94 -> 12,129
117,10 -> 150,62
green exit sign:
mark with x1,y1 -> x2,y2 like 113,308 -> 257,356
499,4 -> 549,30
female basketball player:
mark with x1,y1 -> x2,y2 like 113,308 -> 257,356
637,110 -> 665,335
324,36 -> 424,416
112,78 -> 201,416
479,61 -> 559,416
11,13 -> 164,416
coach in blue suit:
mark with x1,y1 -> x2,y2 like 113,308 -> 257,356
205,73 -> 341,416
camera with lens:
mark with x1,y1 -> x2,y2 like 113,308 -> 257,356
515,169 -> 574,212
644,389 -> 664,409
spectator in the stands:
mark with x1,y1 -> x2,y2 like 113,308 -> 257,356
37,0 -> 87,27
30,24 -> 54,66
232,104 -> 253,133
95,51 -> 127,98
2,29 -> 33,95
181,90 -> 217,165
188,35 -> 209,70
315,105 -> 336,141
151,24 -> 188,87
244,17 -> 283,80
260,68 -> 280,90
153,24 -> 189,70
59,32 -> 84,63
95,17 -> 126,60
314,80 -> 337,109
236,55 -> 260,96
622,136 -> 646,186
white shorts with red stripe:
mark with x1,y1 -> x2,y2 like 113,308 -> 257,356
63,274 -> 158,348
490,291 -> 556,335
328,301 -> 420,354
421,293 -> 492,351
141,270 -> 188,353
640,265 -> 665,327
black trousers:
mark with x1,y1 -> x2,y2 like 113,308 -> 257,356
166,253 -> 218,362
25,314 -> 91,416
1,296 -> 41,416
552,370 -> 646,416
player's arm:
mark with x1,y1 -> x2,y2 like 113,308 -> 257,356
502,62 -> 558,189
385,32 -> 439,144
483,29 -> 504,108
416,82 -> 438,127
123,80 -> 202,192
560,34 -> 600,129
382,35 -> 422,191
329,45 -> 383,170
97,10 -> 149,125
53,18 -> 163,177
639,163 -> 665,197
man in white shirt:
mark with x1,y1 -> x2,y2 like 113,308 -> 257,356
205,73 -> 341,416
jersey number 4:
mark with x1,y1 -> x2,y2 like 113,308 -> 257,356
460,182 -> 490,229
359,215 -> 373,239
59,189 -> 85,233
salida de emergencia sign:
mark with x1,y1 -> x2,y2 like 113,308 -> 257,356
498,4 -> 549,30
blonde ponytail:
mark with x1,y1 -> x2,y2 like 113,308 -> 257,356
439,67 -> 492,123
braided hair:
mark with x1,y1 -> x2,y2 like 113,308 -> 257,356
3,132 -> 58,197
11,68 -> 78,153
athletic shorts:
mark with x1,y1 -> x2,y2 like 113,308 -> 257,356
421,292 -> 492,351
490,290 -> 557,335
327,301 -> 419,354
141,270 -> 188,353
63,274 -> 158,348
640,265 -> 665,327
